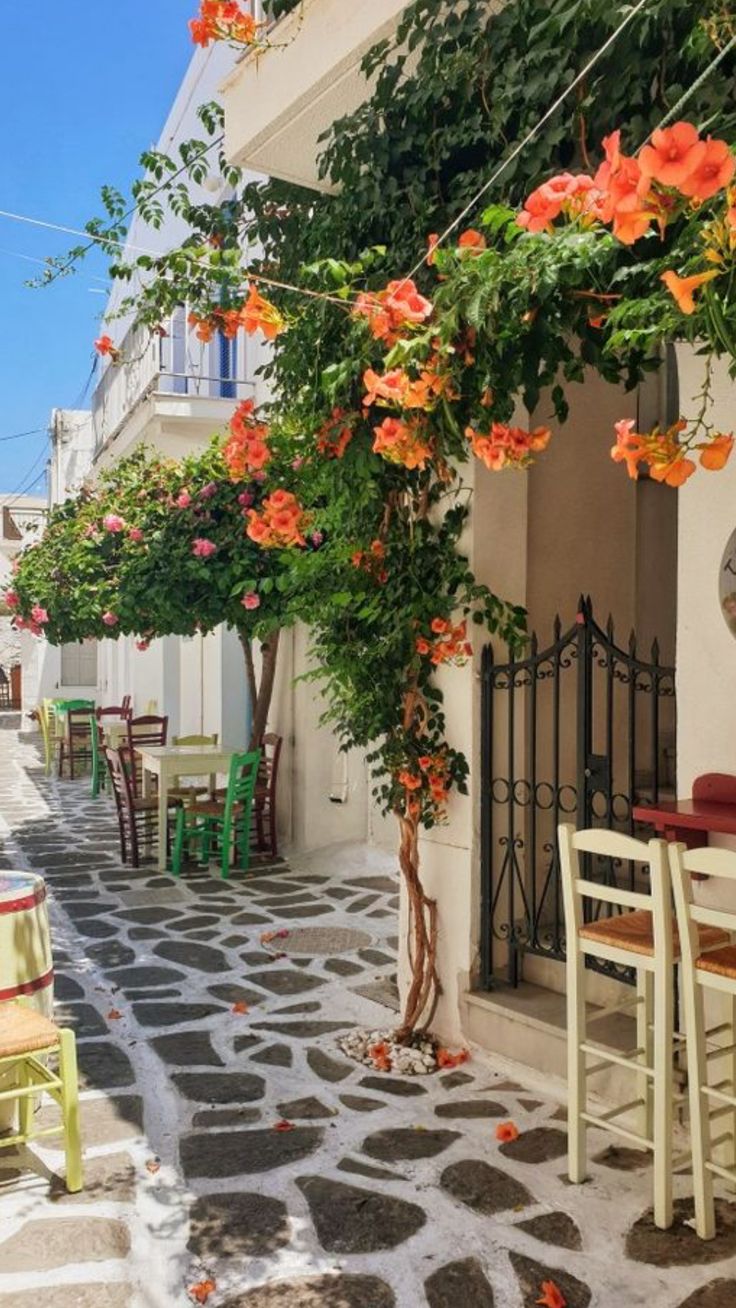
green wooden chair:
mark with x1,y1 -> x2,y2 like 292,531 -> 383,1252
171,749 -> 261,880
89,714 -> 105,798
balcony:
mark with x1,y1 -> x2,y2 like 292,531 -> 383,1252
221,0 -> 413,192
92,306 -> 257,466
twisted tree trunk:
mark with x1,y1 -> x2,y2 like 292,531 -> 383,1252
393,676 -> 441,1042
394,810 -> 441,1041
239,628 -> 281,749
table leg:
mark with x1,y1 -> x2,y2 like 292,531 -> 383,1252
157,768 -> 168,872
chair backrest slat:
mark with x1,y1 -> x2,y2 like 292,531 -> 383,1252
670,841 -> 736,974
127,715 -> 168,749
576,879 -> 652,913
559,822 -> 671,963
224,749 -> 261,823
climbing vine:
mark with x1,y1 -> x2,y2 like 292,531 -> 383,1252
15,0 -> 736,1037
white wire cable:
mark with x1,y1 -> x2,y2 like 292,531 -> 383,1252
401,0 -> 654,281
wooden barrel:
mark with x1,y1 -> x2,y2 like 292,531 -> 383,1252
0,872 -> 53,1016
0,872 -> 53,1127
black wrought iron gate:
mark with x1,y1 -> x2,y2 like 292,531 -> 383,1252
480,596 -> 676,988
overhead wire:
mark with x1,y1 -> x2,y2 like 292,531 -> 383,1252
0,12 -> 732,331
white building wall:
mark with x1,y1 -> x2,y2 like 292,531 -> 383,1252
676,347 -> 736,815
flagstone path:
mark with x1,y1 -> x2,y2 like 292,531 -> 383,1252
1,716 -> 736,1306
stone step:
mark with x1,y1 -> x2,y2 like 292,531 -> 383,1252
463,979 -> 686,1117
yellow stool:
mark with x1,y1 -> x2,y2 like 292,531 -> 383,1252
0,1003 -> 83,1193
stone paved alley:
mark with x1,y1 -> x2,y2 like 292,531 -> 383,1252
1,717 -> 736,1307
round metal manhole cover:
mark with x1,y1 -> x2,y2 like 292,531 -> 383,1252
278,926 -> 373,956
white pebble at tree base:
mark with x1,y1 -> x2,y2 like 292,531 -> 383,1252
338,1028 -> 441,1075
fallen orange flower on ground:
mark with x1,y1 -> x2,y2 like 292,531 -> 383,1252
232,1001 -> 249,1015
188,1280 -> 216,1304
495,1120 -> 520,1143
537,1279 -> 566,1308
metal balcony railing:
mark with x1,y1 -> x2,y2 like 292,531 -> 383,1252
91,306 -> 254,454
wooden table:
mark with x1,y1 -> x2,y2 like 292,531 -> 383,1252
100,719 -> 128,749
137,745 -> 236,871
633,797 -> 736,849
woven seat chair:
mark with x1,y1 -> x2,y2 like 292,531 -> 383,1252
211,733 -> 283,859
671,843 -> 736,1240
172,749 -> 260,880
125,714 -> 168,797
0,1002 -> 82,1193
105,746 -> 177,868
57,705 -> 96,780
559,823 -> 728,1231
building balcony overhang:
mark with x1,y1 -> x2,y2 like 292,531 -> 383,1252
221,0 -> 412,193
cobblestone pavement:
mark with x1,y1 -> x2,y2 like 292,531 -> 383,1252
2,719 -> 736,1307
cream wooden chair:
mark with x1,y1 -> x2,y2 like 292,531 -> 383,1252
670,842 -> 736,1240
559,823 -> 728,1230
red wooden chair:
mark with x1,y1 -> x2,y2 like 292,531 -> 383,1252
104,746 -> 178,868
126,715 -> 168,797
692,774 -> 736,804
57,708 -> 94,780
253,733 -> 283,858
96,705 -> 128,722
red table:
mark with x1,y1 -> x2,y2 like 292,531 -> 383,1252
633,797 -> 736,850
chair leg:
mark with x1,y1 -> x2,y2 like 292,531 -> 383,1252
652,962 -> 674,1230
18,1060 -> 34,1138
58,1030 -> 83,1194
567,945 -> 587,1184
219,818 -> 231,880
172,808 -> 185,877
636,969 -> 654,1142
683,975 -> 716,1238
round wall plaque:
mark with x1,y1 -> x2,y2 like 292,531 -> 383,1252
720,527 -> 736,638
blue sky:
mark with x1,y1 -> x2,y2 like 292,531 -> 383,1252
0,2 -> 195,493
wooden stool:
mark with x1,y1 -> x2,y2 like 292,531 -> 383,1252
670,843 -> 736,1239
0,1003 -> 83,1193
559,824 -> 727,1230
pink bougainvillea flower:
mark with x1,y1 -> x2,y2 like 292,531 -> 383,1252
103,513 -> 125,533
311,530 -> 324,547
128,527 -> 144,543
638,121 -> 706,189
4,590 -> 18,609
677,138 -> 735,201
242,592 -> 261,610
30,605 -> 49,626
102,611 -> 119,627
176,490 -> 192,509
198,482 -> 218,500
661,268 -> 719,314
135,639 -> 150,652
192,538 -> 218,559
238,491 -> 254,508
